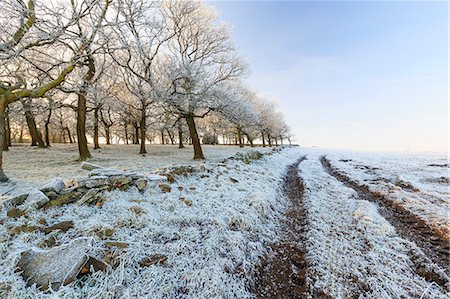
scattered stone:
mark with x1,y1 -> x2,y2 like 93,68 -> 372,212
25,191 -> 49,209
85,177 -> 109,189
38,218 -> 48,226
230,178 -> 239,183
104,241 -> 129,249
77,188 -> 104,205
90,169 -> 124,177
59,187 -> 77,195
139,254 -> 167,267
3,193 -> 29,208
135,178 -> 148,191
179,198 -> 192,207
9,225 -> 40,235
43,191 -> 83,209
177,186 -> 184,191
44,191 -> 58,200
159,184 -> 172,193
110,176 -> 133,188
6,208 -> 27,219
81,162 -> 103,171
42,221 -> 74,234
40,179 -> 65,194
130,199 -> 144,204
17,237 -> 94,290
126,172 -> 144,180
147,174 -> 169,182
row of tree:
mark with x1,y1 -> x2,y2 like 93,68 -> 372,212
0,0 -> 292,182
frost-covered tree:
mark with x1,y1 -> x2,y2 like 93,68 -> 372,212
157,0 -> 247,159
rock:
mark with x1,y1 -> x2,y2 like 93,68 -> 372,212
17,237 -> 94,290
110,176 -> 132,187
6,208 -> 27,218
59,187 -> 77,195
90,169 -> 124,177
40,179 -> 65,194
25,191 -> 49,209
9,225 -> 40,235
75,178 -> 89,188
39,235 -> 58,248
42,221 -> 74,234
81,162 -> 103,171
79,256 -> 108,275
139,254 -> 167,267
147,174 -> 169,182
126,172 -> 144,180
3,193 -> 29,208
44,191 -> 58,200
77,188 -> 104,205
135,178 -> 148,191
42,191 -> 83,209
85,177 -> 109,189
159,184 -> 171,193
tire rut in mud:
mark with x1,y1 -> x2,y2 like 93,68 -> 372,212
320,156 -> 450,290
253,156 -> 317,299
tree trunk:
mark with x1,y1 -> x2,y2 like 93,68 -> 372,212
237,127 -> 243,148
186,115 -> 204,160
261,132 -> 266,147
3,108 -> 10,151
268,135 -> 272,147
77,93 -> 91,160
178,122 -> 184,148
160,130 -> 165,145
93,107 -> 100,149
44,104 -> 52,147
24,110 -> 46,148
139,105 -> 146,154
133,122 -> 139,144
124,123 -> 129,145
167,129 -> 174,145
0,102 -> 8,181
105,126 -> 111,145
66,127 -> 74,143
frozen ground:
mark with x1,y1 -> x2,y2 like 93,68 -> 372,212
3,144 -> 269,184
0,145 -> 448,298
325,150 -> 449,242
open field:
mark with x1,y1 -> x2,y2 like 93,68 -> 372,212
0,145 -> 448,298
3,144 -> 269,184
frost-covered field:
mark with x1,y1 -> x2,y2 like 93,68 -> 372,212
0,146 -> 448,298
3,144 -> 269,184
0,146 -> 299,298
325,150 -> 449,241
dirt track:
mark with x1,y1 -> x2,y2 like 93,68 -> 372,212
321,156 -> 450,290
254,157 -> 314,299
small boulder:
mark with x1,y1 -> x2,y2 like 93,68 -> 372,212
85,177 -> 109,189
179,198 -> 192,207
3,193 -> 29,208
147,174 -> 169,182
17,237 -> 94,290
90,169 -> 124,177
40,179 -> 65,194
135,178 -> 148,191
77,188 -> 104,205
81,162 -> 103,171
159,184 -> 171,193
25,191 -> 49,209
110,176 -> 132,187
42,191 -> 83,209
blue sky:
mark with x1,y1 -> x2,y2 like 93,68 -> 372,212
210,1 -> 448,152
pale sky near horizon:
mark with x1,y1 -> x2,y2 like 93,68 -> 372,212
210,0 -> 448,153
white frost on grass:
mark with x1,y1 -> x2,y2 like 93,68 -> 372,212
326,151 -> 449,240
3,144 -> 271,184
299,155 -> 446,298
0,147 -> 301,298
